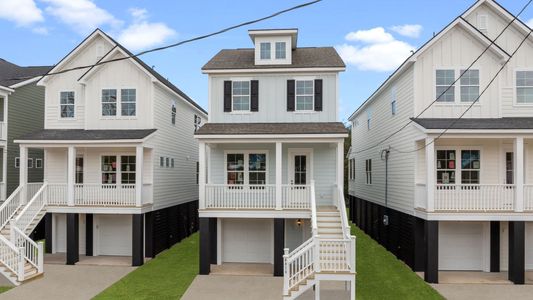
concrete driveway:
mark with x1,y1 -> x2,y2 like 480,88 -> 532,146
182,275 -> 351,300
0,264 -> 134,300
433,283 -> 533,300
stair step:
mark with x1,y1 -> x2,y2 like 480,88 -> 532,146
316,212 -> 340,216
318,228 -> 343,234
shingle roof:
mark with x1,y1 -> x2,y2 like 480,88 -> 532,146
195,122 -> 348,135
412,118 -> 533,130
0,59 -> 51,87
202,47 -> 346,70
17,129 -> 157,141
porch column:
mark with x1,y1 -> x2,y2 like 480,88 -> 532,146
67,146 -> 76,206
490,221 -> 500,272
132,214 -> 144,266
135,145 -> 143,207
337,141 -> 344,187
275,142 -> 282,210
425,137 -> 435,212
508,221 -> 525,284
199,217 -> 211,275
199,142 -> 206,210
2,147 -> 6,200
19,145 -> 27,204
274,218 -> 285,276
424,220 -> 438,283
66,213 -> 79,265
514,137 -> 524,212
86,214 -> 93,256
44,213 -> 53,253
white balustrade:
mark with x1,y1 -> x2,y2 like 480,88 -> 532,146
283,238 -> 316,296
334,185 -> 351,239
525,185 -> 533,211
435,184 -> 515,211
74,184 -> 136,206
0,234 -> 21,279
14,184 -> 47,233
318,238 -> 355,273
0,186 -> 22,230
0,122 -> 6,140
205,184 -> 277,209
281,185 -> 311,209
10,226 -> 41,271
47,183 -> 68,205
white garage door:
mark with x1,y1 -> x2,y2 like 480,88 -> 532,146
439,222 -> 484,271
222,219 -> 273,263
97,215 -> 132,256
54,214 -> 85,254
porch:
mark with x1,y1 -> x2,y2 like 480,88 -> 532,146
414,136 -> 533,214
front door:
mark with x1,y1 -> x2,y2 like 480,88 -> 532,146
289,150 -> 311,185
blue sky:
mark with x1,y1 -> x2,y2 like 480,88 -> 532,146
1,0 -> 532,122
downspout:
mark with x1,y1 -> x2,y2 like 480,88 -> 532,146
381,147 -> 391,226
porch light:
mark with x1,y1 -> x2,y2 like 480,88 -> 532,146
296,219 -> 302,227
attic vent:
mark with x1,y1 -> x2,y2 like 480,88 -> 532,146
96,44 -> 104,61
478,14 -> 488,34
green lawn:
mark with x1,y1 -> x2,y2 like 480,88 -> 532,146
0,287 -> 11,294
353,225 -> 444,300
95,233 -> 199,300
95,224 -> 443,300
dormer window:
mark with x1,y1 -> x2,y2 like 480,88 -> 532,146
260,43 -> 271,60
275,42 -> 286,59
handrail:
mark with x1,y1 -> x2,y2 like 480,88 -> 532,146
336,185 -> 352,239
286,237 -> 314,263
310,180 -> 318,236
14,183 -> 47,233
11,225 -> 41,270
0,185 -> 23,231
0,234 -> 21,276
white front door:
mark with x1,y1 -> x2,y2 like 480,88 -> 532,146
288,149 -> 312,185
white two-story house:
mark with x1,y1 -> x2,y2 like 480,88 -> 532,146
349,0 -> 533,285
196,29 -> 355,300
0,29 -> 207,285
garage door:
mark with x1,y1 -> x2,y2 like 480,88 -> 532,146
54,214 -> 85,254
97,215 -> 132,256
222,219 -> 272,263
439,222 -> 484,271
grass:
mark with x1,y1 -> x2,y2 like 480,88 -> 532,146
95,223 -> 443,300
353,224 -> 444,300
0,287 -> 11,294
94,233 -> 199,300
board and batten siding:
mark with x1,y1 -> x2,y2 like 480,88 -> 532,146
350,66 -> 417,215
8,83 -> 45,194
208,73 -> 338,123
150,84 -> 204,211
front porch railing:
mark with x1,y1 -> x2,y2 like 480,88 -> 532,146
46,183 -> 145,207
435,184 -> 515,211
204,184 -> 312,210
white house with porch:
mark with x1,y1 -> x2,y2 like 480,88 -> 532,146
0,29 -> 207,285
348,0 -> 533,285
196,29 -> 355,299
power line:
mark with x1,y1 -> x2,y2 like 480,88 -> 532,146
5,0 -> 322,82
352,0 -> 533,154
392,22 -> 533,154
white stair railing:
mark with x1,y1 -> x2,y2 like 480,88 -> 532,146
10,225 -> 43,273
0,186 -> 23,230
0,234 -> 22,280
14,183 -> 47,233
283,238 -> 316,296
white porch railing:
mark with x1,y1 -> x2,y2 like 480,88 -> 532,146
75,184 -> 136,206
14,183 -> 47,233
318,238 -> 356,273
435,184 -> 515,211
0,122 -> 6,140
205,184 -> 276,209
10,226 -> 43,273
283,238 -> 316,294
525,185 -> 533,211
281,185 -> 311,209
26,183 -> 43,201
47,183 -> 67,206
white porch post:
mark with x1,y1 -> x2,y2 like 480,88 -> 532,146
515,137 -> 524,212
135,145 -> 144,207
276,142 -> 282,210
19,145 -> 27,204
199,141 -> 206,210
425,137 -> 435,212
2,147 -> 6,200
67,146 -> 76,206
337,141 -> 344,187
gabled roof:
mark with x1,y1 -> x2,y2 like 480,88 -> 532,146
0,59 -> 51,88
348,0 -> 521,121
202,47 -> 345,71
38,29 -> 207,115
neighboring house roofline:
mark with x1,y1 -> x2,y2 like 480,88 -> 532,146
9,76 -> 42,89
348,13 -> 512,121
0,85 -> 14,93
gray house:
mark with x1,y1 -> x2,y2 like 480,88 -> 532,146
0,59 -> 50,200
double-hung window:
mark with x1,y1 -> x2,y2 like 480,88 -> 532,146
60,91 -> 75,118
516,71 -> 533,104
232,81 -> 250,111
275,42 -> 286,59
460,70 -> 479,102
101,156 -> 117,184
248,154 -> 266,185
367,110 -> 372,130
260,42 -> 271,59
227,154 -> 245,185
226,152 -> 267,186
436,70 -> 455,102
461,150 -> 480,184
121,156 -> 136,184
171,103 -> 177,125
295,80 -> 314,111
436,149 -> 480,185
349,159 -> 355,181
194,114 -> 202,131
436,150 -> 456,184
121,89 -> 136,116
365,159 -> 372,184
102,89 -> 117,116
391,86 -> 397,115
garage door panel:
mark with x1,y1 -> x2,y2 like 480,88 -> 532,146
439,222 -> 483,271
98,215 -> 132,256
222,219 -> 272,263
54,214 -> 86,254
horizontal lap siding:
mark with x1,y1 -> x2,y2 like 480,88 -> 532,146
152,85 -> 203,210
350,66 -> 416,215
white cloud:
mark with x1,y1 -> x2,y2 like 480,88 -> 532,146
117,8 -> 175,51
391,24 -> 423,38
345,27 -> 394,44
337,27 -> 416,72
32,26 -> 49,35
42,0 -> 121,34
0,0 -> 43,26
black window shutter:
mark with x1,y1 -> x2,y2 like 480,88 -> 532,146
287,80 -> 295,111
251,80 -> 259,112
223,81 -> 232,112
314,79 -> 323,111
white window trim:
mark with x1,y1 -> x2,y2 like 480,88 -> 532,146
223,150 -> 270,185
59,91 -> 76,120
295,79 -> 315,112
434,67 -> 482,106
275,41 -> 287,59
100,88 -> 138,120
513,68 -> 533,106
435,146 -> 482,185
36,158 -> 43,169
231,80 -> 251,113
365,159 -> 372,185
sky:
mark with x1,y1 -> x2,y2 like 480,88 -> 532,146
1,0 -> 532,123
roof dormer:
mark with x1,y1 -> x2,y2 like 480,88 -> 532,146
248,29 -> 298,66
